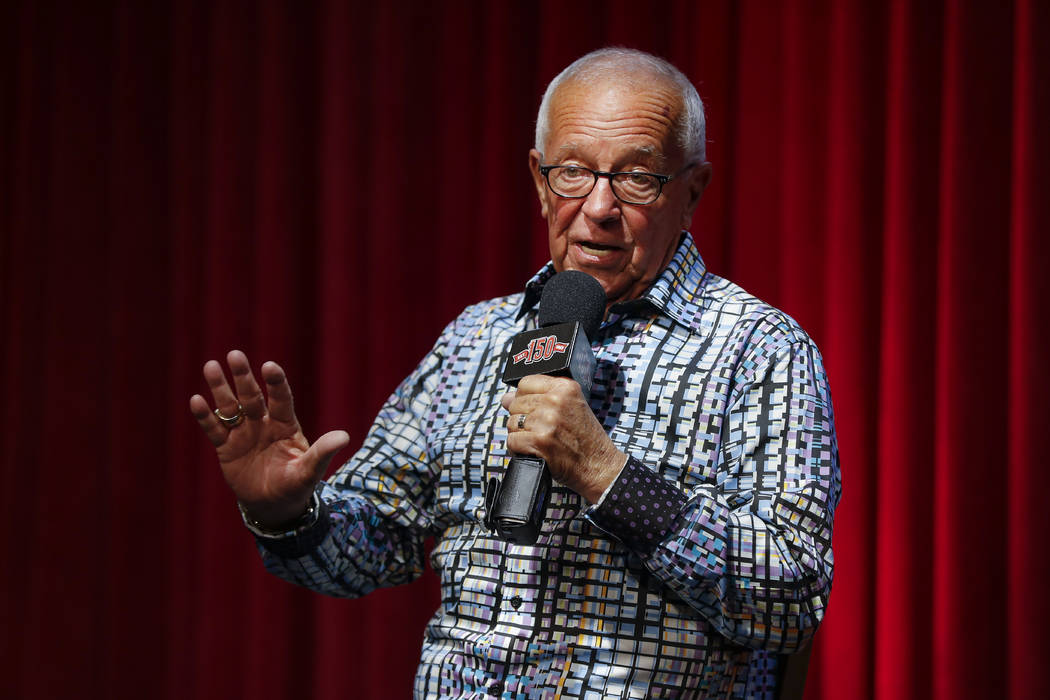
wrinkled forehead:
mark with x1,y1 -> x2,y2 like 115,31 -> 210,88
545,75 -> 685,162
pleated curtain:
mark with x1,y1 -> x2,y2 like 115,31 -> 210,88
2,1 -> 1047,698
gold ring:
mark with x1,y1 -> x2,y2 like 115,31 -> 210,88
517,413 -> 526,430
214,402 -> 246,428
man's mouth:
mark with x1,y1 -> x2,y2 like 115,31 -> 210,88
577,241 -> 621,258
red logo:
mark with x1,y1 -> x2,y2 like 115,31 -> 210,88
512,335 -> 568,365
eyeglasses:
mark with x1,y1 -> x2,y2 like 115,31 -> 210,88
538,163 -> 695,205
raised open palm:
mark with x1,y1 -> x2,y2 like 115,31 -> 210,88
189,350 -> 349,527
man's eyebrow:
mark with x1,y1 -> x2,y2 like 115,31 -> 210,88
631,145 -> 669,168
553,143 -> 669,168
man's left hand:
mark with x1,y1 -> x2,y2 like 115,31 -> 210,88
501,375 -> 626,503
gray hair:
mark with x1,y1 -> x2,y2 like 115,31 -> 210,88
534,48 -> 707,164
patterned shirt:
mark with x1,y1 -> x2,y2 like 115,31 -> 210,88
255,232 -> 841,699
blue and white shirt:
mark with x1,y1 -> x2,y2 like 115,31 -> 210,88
256,232 -> 841,699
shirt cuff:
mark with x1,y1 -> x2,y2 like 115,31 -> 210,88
585,456 -> 688,555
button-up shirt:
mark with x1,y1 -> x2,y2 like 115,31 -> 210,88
256,232 -> 841,699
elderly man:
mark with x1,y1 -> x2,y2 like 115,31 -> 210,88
191,48 -> 840,699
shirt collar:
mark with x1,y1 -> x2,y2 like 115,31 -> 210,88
517,231 -> 709,331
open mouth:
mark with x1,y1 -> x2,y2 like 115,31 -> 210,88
577,241 -> 621,258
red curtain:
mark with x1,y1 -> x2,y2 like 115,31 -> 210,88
2,1 -> 1048,698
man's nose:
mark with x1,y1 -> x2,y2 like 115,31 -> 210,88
582,176 -> 621,222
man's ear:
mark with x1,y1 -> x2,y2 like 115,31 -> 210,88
680,162 -> 713,229
529,149 -> 550,219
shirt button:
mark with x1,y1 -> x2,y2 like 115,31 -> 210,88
489,681 -> 503,696
510,595 -> 522,609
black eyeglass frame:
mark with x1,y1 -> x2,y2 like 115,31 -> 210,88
538,163 -> 696,205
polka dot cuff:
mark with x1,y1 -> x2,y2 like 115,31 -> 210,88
588,456 -> 688,555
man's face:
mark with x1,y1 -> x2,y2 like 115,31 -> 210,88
529,77 -> 712,308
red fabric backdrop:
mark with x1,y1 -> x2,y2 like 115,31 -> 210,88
2,1 -> 1048,698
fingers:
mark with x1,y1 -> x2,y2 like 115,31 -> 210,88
502,375 -> 576,419
259,360 -> 298,427
500,390 -> 516,412
506,375 -> 570,405
501,374 -> 595,456
195,351 -> 297,426
502,391 -> 540,435
503,378 -> 556,437
503,392 -> 554,440
192,354 -> 251,446
191,351 -> 288,445
227,350 -> 266,420
203,358 -> 241,419
500,377 -> 624,502
507,412 -> 528,433
501,390 -> 533,435
504,393 -> 544,418
514,374 -> 562,395
189,393 -> 229,447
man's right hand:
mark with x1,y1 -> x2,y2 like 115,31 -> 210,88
188,349 -> 349,529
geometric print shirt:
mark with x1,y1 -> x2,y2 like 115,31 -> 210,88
254,231 -> 841,699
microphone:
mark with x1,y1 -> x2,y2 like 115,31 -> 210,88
485,270 -> 606,545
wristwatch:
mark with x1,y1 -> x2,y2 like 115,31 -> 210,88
237,492 -> 321,538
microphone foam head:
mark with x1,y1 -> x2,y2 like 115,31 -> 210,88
538,270 -> 606,338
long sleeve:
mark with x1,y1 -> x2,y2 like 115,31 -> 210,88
237,235 -> 843,697
254,321 -> 455,598
587,334 -> 840,653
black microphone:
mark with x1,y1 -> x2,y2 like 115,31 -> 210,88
485,270 -> 606,545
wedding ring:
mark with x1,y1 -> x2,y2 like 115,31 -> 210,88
214,402 -> 246,428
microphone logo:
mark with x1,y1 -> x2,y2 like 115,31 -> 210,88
512,336 -> 569,365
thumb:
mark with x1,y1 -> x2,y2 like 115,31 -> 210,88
304,430 -> 351,481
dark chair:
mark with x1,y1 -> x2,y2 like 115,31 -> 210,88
775,643 -> 813,700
